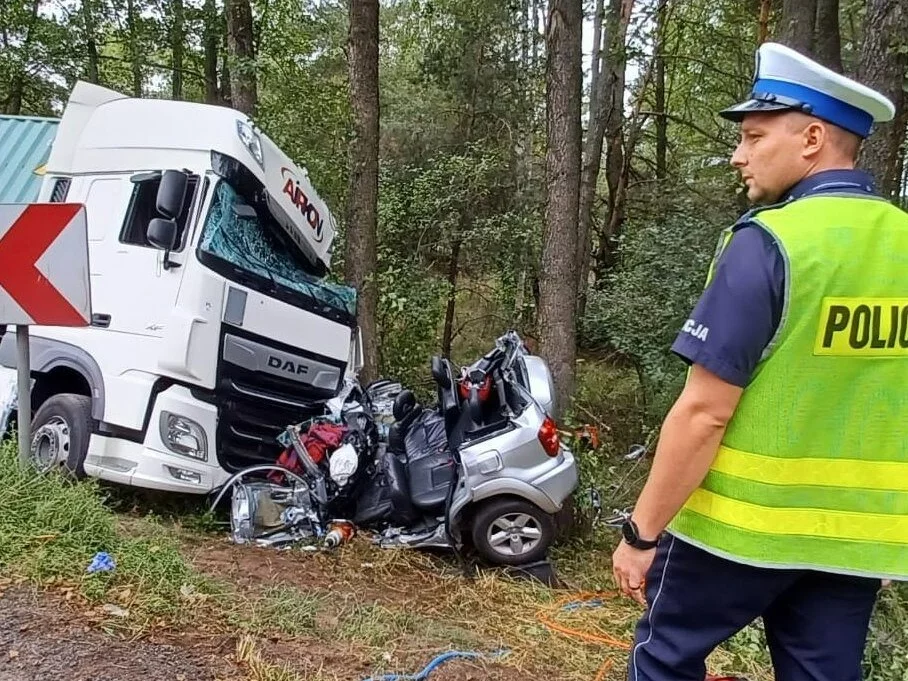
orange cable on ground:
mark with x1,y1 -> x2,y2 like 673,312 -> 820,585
535,591 -> 631,681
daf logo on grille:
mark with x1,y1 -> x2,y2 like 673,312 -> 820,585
268,355 -> 309,376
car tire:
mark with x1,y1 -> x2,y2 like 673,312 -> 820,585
30,394 -> 93,479
470,497 -> 556,566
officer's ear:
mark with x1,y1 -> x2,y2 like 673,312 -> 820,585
800,120 -> 827,160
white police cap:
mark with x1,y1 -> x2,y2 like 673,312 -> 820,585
720,42 -> 895,138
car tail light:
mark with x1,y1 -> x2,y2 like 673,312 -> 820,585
538,416 -> 561,457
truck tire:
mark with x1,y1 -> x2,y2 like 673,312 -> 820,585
30,394 -> 93,479
470,497 -> 556,566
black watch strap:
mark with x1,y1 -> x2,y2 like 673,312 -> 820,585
622,518 -> 659,550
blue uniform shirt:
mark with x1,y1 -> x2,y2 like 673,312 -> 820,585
671,169 -> 878,387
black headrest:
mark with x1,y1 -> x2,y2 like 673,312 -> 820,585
431,356 -> 451,389
392,389 -> 418,422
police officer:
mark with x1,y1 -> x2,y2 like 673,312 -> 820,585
611,42 -> 908,681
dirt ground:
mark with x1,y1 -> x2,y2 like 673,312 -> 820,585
0,531 -> 549,681
0,587 -> 241,681
0,585 -> 527,681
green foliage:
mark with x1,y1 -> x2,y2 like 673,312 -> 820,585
0,1 -> 79,114
255,0 -> 352,210
374,142 -> 537,386
865,584 -> 908,681
582,183 -> 736,423
374,254 -> 446,389
0,439 -> 209,620
0,438 -> 119,580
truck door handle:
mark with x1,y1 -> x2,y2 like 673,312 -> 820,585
91,313 -> 111,328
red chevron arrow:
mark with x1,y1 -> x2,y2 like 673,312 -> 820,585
0,204 -> 88,326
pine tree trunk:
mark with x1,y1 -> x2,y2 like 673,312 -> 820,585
172,0 -> 184,99
226,0 -> 257,116
595,0 -> 634,270
777,0 -> 817,56
204,0 -> 220,104
758,0 -> 772,44
575,0 -> 606,312
576,0 -> 634,315
654,0 -> 667,179
857,0 -> 908,200
83,0 -> 100,84
540,0 -> 582,418
127,0 -> 143,97
814,0 -> 842,73
345,0 -> 381,384
220,17 -> 232,107
441,238 -> 462,359
589,0 -> 604,113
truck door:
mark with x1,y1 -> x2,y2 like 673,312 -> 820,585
82,171 -> 201,338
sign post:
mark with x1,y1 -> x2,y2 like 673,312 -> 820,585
16,326 -> 30,466
0,203 -> 91,468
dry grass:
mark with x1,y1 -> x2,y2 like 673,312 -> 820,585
236,635 -> 342,681
0,439 -> 776,681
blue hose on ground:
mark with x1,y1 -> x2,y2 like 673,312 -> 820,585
360,649 -> 509,681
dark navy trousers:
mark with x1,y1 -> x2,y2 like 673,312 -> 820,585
627,534 -> 882,681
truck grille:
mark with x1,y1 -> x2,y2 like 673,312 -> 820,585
213,327 -> 345,471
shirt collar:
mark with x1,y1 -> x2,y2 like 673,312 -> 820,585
784,168 -> 877,201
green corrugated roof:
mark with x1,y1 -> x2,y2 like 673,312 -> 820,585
0,115 -> 60,203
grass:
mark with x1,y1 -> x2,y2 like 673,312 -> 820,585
236,635 -> 342,681
230,584 -> 324,636
0,437 -> 215,627
1,427 -> 906,681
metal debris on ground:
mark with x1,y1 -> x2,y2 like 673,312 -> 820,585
100,604 -> 129,618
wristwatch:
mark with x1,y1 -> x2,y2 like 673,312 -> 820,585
621,518 -> 660,550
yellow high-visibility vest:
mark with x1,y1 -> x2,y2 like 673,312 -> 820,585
670,193 -> 908,581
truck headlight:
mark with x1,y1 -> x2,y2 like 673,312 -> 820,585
236,120 -> 264,168
159,411 -> 208,461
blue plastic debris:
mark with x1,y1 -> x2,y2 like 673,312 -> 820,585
561,597 -> 604,613
87,552 -> 116,574
360,649 -> 510,681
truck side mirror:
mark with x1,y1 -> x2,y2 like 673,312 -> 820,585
148,218 -> 177,250
147,218 -> 180,270
156,170 -> 188,220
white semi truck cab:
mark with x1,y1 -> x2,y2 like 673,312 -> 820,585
0,81 -> 362,494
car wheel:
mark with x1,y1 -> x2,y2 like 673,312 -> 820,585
470,497 -> 555,566
30,394 -> 92,479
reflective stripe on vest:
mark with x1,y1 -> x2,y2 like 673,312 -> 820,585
669,194 -> 908,580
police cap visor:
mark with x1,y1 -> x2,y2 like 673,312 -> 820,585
719,92 -> 814,122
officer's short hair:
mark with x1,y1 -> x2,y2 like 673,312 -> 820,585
784,113 -> 862,161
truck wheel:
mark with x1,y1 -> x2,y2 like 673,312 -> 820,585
470,498 -> 555,566
30,394 -> 92,479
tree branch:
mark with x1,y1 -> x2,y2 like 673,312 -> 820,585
658,52 -> 749,85
98,54 -> 206,81
639,109 -> 736,149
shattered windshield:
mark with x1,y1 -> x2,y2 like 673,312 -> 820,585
198,180 -> 357,322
